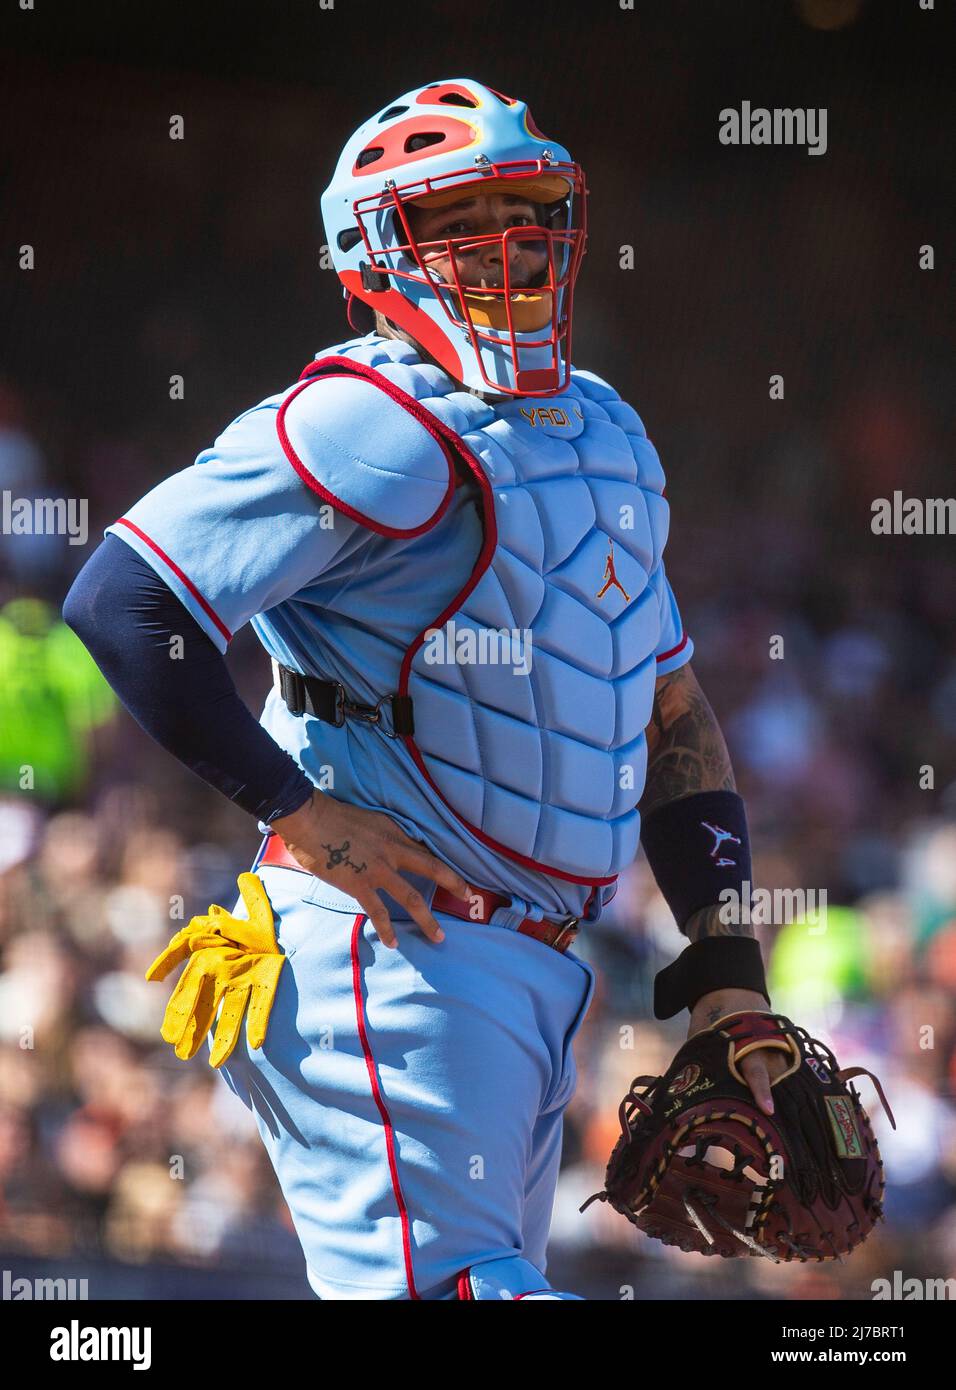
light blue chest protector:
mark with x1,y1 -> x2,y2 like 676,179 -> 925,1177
276,335 -> 674,885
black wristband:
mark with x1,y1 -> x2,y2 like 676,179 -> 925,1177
640,789 -> 752,930
653,936 -> 770,1020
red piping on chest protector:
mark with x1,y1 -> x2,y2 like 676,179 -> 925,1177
276,357 -> 458,539
281,354 -> 619,889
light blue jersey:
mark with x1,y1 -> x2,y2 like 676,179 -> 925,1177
107,333 -> 691,924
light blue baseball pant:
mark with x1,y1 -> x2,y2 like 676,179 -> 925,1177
217,860 -> 596,1300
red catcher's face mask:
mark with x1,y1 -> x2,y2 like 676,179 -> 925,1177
350,162 -> 588,396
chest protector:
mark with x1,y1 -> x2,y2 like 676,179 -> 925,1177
276,336 -> 672,886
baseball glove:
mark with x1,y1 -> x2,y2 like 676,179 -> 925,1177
581,1010 -> 895,1263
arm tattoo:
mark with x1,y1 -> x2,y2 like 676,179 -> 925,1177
641,664 -> 735,818
641,664 -> 752,941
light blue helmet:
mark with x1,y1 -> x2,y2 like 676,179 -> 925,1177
320,78 -> 588,397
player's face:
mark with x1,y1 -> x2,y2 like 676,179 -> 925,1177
405,190 -> 550,293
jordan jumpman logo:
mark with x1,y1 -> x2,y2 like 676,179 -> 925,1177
701,821 -> 742,868
596,538 -> 631,602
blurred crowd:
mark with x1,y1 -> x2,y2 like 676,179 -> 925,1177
3,359 -> 955,1300
1,6 -> 955,1298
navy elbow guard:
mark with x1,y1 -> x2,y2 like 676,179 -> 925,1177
639,790 -> 769,1018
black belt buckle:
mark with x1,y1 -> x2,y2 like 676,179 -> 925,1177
277,662 -> 409,738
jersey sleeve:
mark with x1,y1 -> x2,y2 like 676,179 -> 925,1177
650,559 -> 694,675
105,397 -> 367,653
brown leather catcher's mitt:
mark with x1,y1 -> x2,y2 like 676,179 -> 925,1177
581,1011 -> 895,1262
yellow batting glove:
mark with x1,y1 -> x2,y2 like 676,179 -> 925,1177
145,873 -> 287,1068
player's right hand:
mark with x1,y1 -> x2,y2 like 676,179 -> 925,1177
268,792 -> 472,948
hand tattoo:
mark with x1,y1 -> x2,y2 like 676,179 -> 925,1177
321,840 -> 367,875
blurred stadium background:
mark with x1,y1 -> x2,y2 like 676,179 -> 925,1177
1,0 -> 954,1299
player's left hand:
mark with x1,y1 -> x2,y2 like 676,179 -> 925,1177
687,988 -> 791,1116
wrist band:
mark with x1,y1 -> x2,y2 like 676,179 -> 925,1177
653,936 -> 769,1020
640,789 -> 752,930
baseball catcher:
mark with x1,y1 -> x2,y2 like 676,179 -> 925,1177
64,76 -> 890,1299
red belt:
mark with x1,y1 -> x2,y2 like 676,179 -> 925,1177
255,834 -> 581,954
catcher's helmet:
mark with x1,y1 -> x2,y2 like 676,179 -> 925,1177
320,78 -> 588,397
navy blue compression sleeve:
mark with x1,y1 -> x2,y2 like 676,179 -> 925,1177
63,534 -> 315,824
